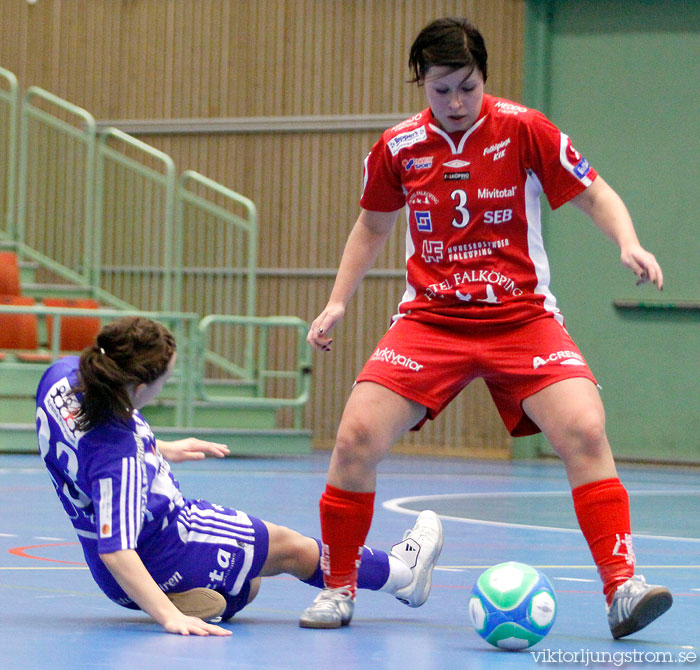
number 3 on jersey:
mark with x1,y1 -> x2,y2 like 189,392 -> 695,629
451,189 -> 470,228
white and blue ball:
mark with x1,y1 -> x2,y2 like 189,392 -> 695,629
468,561 -> 557,651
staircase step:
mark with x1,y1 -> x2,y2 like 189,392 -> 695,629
22,284 -> 97,299
140,403 -> 277,429
157,379 -> 258,400
152,426 -> 312,455
0,367 -> 258,400
0,366 -> 47,398
0,397 -> 36,424
0,395 -> 280,430
0,423 -> 311,456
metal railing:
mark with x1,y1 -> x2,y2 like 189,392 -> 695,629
197,315 -> 311,429
11,82 -> 259,321
0,67 -> 19,242
177,170 -> 258,378
96,127 -> 177,311
17,86 -> 97,287
0,303 -> 310,429
0,304 -> 199,427
0,70 -> 309,430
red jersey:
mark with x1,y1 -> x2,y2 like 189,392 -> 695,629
360,94 -> 597,324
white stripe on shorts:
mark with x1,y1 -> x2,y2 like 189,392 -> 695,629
176,505 -> 259,596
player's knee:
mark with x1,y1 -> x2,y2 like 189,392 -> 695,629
575,408 -> 607,449
334,417 -> 384,466
246,577 -> 261,604
555,407 -> 608,457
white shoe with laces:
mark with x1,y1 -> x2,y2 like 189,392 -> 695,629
607,575 -> 672,639
391,510 -> 444,608
299,585 -> 355,629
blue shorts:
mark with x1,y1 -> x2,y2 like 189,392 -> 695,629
106,500 -> 270,620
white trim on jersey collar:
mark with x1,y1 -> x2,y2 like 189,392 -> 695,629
428,116 -> 487,154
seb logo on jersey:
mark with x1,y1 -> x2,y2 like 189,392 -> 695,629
484,209 -> 513,224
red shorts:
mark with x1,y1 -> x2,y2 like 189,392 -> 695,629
355,310 -> 597,437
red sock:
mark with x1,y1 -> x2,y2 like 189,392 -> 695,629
572,478 -> 635,605
319,484 -> 375,593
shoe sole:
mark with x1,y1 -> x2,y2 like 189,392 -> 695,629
395,511 -> 444,608
611,588 -> 673,639
167,588 -> 227,620
299,618 -> 350,630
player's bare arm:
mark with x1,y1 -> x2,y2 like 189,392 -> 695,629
570,176 -> 663,290
100,549 -> 232,636
308,208 -> 401,351
156,438 -> 230,462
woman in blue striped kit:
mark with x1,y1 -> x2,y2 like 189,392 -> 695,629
36,316 -> 442,636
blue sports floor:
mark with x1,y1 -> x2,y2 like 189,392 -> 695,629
1,451 -> 698,669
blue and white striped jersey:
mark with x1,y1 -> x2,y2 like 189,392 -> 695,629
36,356 -> 185,601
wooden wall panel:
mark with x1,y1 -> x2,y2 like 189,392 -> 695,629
1,0 -> 525,456
1,0 -> 524,118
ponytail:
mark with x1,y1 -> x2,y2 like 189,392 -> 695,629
71,317 -> 176,431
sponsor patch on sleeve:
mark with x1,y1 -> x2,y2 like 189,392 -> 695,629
573,156 -> 591,179
99,478 -> 113,538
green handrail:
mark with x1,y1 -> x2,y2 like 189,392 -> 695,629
17,86 -> 96,282
2,78 -> 310,432
96,127 -> 177,311
0,67 -> 19,241
197,314 -> 311,429
9,240 -> 135,310
178,170 -> 258,375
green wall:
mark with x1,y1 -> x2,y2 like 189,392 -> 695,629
519,0 -> 700,462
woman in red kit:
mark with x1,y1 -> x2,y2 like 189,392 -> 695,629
299,17 -> 671,639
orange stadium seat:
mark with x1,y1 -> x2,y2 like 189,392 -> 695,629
0,295 -> 51,362
44,298 -> 101,352
0,251 -> 21,296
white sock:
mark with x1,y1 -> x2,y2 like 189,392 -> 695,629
379,554 -> 412,594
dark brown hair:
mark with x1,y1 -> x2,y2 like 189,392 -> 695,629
408,17 -> 488,84
71,316 -> 176,431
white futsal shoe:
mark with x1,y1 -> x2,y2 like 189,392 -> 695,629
167,587 -> 227,622
299,585 -> 355,629
607,575 -> 673,639
391,510 -> 444,608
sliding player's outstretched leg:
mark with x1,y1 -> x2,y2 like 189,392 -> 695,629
391,510 -> 444,608
299,510 -> 444,629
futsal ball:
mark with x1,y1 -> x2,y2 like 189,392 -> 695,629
468,561 -> 557,651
